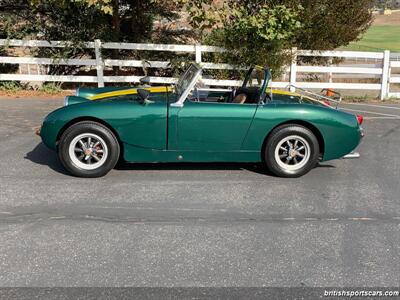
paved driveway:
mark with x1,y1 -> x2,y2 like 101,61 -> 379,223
0,98 -> 399,287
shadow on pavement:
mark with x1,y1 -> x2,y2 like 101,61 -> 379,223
25,142 -> 69,175
116,162 -> 335,175
116,161 -> 274,176
25,142 -> 335,176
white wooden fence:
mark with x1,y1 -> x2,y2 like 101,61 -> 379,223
0,39 -> 399,100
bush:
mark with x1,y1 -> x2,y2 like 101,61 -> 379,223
39,83 -> 63,94
0,81 -> 23,93
205,4 -> 302,76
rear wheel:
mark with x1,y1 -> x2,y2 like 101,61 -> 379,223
264,125 -> 320,178
58,121 -> 120,178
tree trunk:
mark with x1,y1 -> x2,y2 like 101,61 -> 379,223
111,0 -> 120,41
111,0 -> 120,75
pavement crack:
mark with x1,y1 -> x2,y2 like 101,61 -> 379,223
1,211 -> 400,225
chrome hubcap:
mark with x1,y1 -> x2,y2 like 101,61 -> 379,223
274,135 -> 311,171
68,133 -> 108,170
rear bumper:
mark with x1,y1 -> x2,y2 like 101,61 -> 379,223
342,126 -> 364,159
359,126 -> 365,138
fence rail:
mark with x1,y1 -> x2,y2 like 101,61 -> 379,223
0,39 -> 399,100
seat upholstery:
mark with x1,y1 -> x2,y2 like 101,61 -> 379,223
232,93 -> 247,104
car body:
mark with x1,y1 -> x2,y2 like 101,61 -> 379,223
39,64 -> 363,177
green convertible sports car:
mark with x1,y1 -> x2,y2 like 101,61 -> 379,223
38,64 -> 364,178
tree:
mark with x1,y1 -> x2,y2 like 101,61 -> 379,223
0,0 -> 185,76
206,4 -> 302,74
0,0 -> 375,79
289,0 -> 374,51
181,0 -> 374,74
0,0 -> 182,43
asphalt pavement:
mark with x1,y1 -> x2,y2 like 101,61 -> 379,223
0,98 -> 399,287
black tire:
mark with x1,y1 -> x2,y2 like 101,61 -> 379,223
58,121 -> 120,178
264,124 -> 320,178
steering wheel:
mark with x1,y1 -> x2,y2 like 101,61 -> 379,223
195,87 -> 201,102
230,87 -> 238,103
263,88 -> 272,103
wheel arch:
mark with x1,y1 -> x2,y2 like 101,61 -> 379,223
56,117 -> 124,156
261,120 -> 325,160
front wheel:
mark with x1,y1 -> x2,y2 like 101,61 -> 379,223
58,121 -> 120,178
264,125 -> 320,178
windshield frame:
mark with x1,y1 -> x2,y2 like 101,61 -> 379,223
242,66 -> 271,103
171,64 -> 202,107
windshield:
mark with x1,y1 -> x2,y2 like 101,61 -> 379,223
175,64 -> 201,99
238,67 -> 271,103
243,68 -> 266,89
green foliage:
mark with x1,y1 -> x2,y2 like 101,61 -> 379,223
229,5 -> 301,41
182,0 -> 374,74
39,83 -> 63,94
205,4 -> 302,75
0,0 -> 375,81
289,0 -> 374,50
0,0 -> 182,43
0,34 -> 18,74
0,1 -> 113,42
0,48 -> 11,74
0,0 -> 185,78
0,81 -> 63,94
175,0 -> 225,33
0,81 -> 23,92
29,0 -> 121,15
167,57 -> 196,77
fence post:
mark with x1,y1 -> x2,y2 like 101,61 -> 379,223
328,57 -> 333,84
380,50 -> 390,100
289,47 -> 297,92
195,44 -> 202,64
195,44 -> 202,81
94,39 -> 105,88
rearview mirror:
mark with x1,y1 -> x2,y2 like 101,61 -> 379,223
137,89 -> 154,105
138,89 -> 149,101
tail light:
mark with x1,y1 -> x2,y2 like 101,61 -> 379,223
356,115 -> 364,125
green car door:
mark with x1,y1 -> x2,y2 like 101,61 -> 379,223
172,100 -> 258,151
107,91 -> 170,163
117,97 -> 168,150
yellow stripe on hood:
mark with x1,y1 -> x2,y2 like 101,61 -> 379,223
89,86 -> 173,100
268,89 -> 300,97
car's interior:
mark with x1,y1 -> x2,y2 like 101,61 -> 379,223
188,67 -> 271,105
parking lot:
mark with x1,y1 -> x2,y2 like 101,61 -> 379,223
0,98 -> 399,287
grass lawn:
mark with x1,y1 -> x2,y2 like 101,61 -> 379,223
343,25 -> 400,52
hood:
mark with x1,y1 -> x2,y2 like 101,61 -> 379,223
64,86 -> 173,106
76,86 -> 173,100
